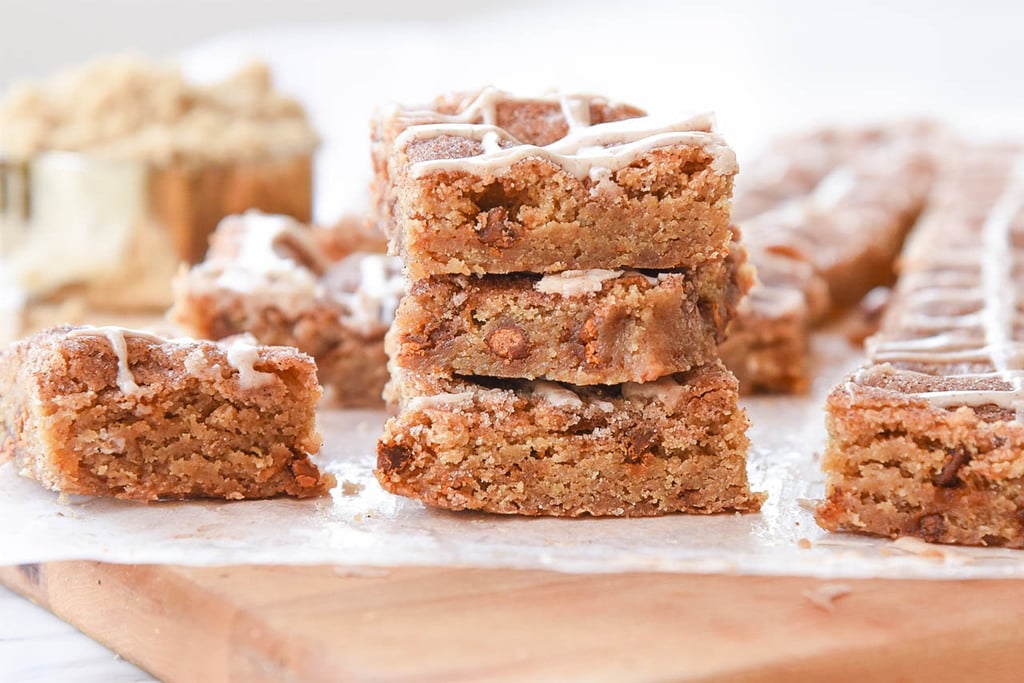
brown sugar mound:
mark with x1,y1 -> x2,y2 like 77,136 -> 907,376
0,57 -> 318,164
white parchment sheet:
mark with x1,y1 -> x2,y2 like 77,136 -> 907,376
3,331 -> 1024,579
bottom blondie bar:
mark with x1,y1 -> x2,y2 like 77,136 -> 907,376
0,325 -> 334,500
377,363 -> 763,516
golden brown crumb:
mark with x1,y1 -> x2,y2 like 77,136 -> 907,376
392,247 -> 747,385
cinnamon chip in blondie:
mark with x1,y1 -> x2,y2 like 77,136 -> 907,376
391,240 -> 750,385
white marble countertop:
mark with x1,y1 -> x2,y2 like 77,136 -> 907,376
0,585 -> 151,682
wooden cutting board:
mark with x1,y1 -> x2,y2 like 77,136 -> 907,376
2,562 -> 1023,682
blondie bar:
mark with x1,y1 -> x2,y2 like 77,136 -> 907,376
171,212 -> 404,407
371,87 -> 737,279
718,247 -> 827,393
377,362 -> 763,516
817,148 -> 1024,547
0,325 -> 334,500
390,239 -> 750,385
732,122 -> 942,221
723,123 -> 942,392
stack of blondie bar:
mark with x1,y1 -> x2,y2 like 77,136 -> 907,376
370,88 -> 764,516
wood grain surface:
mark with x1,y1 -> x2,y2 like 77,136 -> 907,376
2,563 -> 1023,682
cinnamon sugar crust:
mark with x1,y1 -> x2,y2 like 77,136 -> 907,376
0,325 -> 333,501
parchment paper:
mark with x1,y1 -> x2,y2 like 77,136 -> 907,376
7,4 -> 1024,578
4,331 -> 1024,579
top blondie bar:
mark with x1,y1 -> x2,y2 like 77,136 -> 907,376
371,87 -> 737,280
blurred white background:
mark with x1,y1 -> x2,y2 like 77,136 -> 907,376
0,0 -> 503,88
3,0 -> 1024,221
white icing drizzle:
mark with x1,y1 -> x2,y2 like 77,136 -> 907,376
808,166 -> 856,210
742,160 -> 867,240
528,381 -> 583,409
741,248 -> 821,319
535,269 -> 624,296
899,310 -> 984,331
393,87 -> 730,180
224,337 -> 276,390
746,282 -> 806,318
407,391 -> 476,412
214,211 -> 323,294
621,376 -> 682,403
558,93 -> 591,131
195,213 -> 405,331
68,325 -> 280,394
857,154 -> 1024,420
900,286 -> 983,305
325,253 -> 407,333
68,325 -> 176,395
